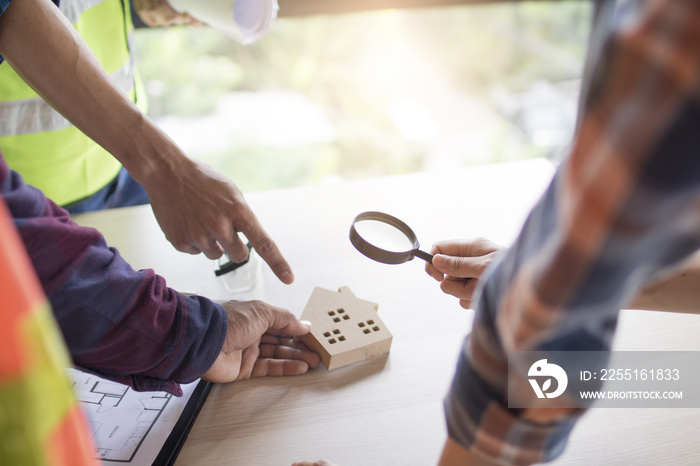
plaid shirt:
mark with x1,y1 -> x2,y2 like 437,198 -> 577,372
445,1 -> 700,463
0,155 -> 227,395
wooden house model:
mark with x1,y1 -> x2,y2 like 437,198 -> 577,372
299,286 -> 392,370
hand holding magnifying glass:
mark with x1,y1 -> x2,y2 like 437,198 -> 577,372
350,212 -> 504,311
349,211 -> 434,265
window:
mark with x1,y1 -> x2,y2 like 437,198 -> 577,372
133,1 -> 592,192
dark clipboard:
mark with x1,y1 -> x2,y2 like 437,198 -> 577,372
152,379 -> 213,466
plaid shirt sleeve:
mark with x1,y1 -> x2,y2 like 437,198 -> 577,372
445,2 -> 700,463
0,155 -> 227,396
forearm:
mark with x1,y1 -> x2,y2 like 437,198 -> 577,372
438,438 -> 503,466
627,251 -> 700,313
0,0 -> 183,185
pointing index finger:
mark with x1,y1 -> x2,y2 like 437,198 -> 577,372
220,214 -> 295,285
249,229 -> 294,284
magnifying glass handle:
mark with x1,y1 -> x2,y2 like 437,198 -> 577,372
414,249 -> 434,264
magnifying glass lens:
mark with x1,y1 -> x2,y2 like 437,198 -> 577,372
353,219 -> 415,253
350,211 -> 433,265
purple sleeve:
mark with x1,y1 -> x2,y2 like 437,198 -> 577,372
0,156 -> 226,395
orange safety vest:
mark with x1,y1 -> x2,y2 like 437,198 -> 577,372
0,197 -> 96,465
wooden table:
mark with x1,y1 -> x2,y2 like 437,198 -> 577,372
74,158 -> 700,466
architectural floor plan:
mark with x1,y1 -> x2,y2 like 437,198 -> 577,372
68,369 -> 201,464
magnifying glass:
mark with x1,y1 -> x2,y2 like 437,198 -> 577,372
349,211 -> 433,265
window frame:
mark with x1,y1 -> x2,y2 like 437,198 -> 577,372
277,0 -> 586,18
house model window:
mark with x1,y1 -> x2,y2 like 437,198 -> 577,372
299,286 -> 393,370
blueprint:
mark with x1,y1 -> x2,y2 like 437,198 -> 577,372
68,368 -> 201,465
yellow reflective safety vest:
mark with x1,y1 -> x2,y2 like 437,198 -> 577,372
0,0 -> 147,207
